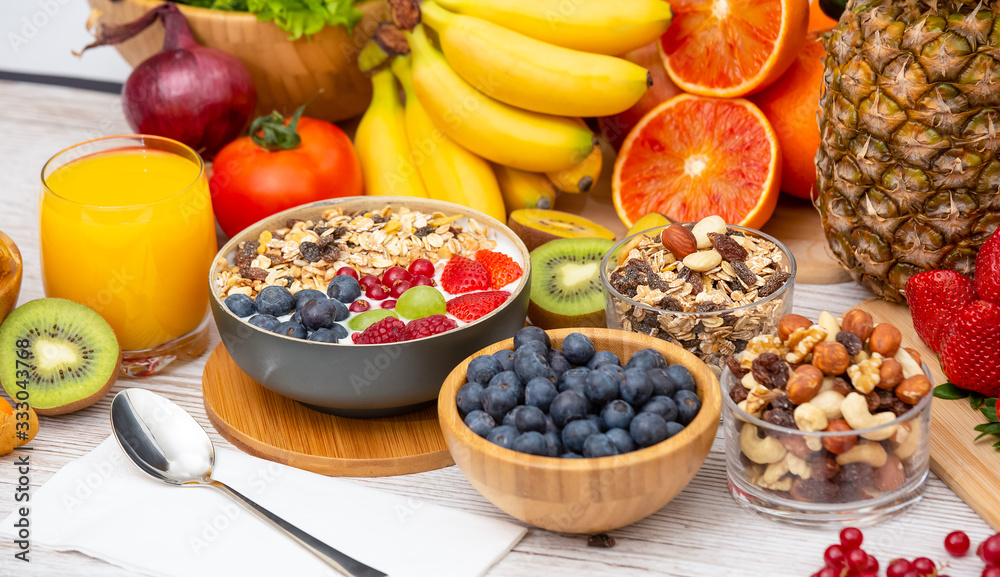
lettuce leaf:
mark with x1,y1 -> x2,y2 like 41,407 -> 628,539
172,0 -> 362,40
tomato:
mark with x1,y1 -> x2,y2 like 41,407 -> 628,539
210,112 -> 363,238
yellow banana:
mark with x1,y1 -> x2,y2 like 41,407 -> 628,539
407,24 -> 595,173
420,2 -> 649,118
545,145 -> 602,193
493,164 -> 558,213
434,0 -> 672,56
354,68 -> 429,198
391,56 -> 506,222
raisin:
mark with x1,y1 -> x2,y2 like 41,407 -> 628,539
834,462 -> 874,489
731,261 -> 758,289
587,534 -> 616,548
235,240 -> 259,267
729,383 -> 749,404
836,331 -> 863,357
241,267 -> 267,281
609,259 -> 668,297
298,241 -> 321,262
684,268 -> 704,294
763,408 -> 796,429
759,271 -> 791,297
864,391 -> 881,413
266,252 -> 285,266
371,215 -> 389,224
791,478 -> 839,503
875,388 -> 896,410
770,394 -> 794,412
751,352 -> 789,389
660,296 -> 683,311
832,377 -> 853,396
734,339 -> 748,354
727,229 -> 745,237
708,232 -> 748,262
809,456 -> 840,480
888,400 -> 911,417
317,233 -> 335,248
414,225 -> 435,237
333,226 -> 348,238
448,226 -> 461,236
286,218 -> 303,229
321,244 -> 340,261
312,225 -> 329,236
695,303 -> 721,313
726,356 -> 748,379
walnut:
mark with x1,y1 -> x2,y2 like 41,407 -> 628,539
740,335 -> 788,369
785,326 -> 827,364
745,384 -> 776,415
846,352 -> 883,394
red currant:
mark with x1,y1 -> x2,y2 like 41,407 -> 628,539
944,531 -> 970,557
412,274 -> 434,287
887,559 -> 914,577
382,266 -> 411,286
824,545 -> 846,568
846,548 -> 868,571
389,280 -> 412,298
911,557 -> 935,576
817,568 -> 837,577
407,258 -> 435,278
864,554 -> 879,573
841,527 -> 864,550
983,566 -> 1000,577
982,535 -> 1000,565
380,299 -> 396,309
366,284 -> 388,300
349,300 -> 370,313
336,267 -> 359,279
359,274 -> 381,289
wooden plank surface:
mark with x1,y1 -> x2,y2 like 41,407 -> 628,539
0,79 -> 997,577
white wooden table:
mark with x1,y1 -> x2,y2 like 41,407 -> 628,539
0,80 -> 994,576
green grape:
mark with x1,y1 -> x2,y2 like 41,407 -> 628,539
347,309 -> 398,332
395,286 -> 446,320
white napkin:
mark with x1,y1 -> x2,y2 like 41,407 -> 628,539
0,437 -> 525,577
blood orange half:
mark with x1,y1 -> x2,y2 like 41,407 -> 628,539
658,0 -> 809,98
612,94 -> 781,229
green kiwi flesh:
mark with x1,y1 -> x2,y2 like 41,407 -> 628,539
0,298 -> 120,415
528,238 -> 615,329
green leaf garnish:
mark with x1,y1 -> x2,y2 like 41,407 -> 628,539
933,382 -> 969,400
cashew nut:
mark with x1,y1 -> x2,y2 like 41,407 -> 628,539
819,311 -> 840,342
786,453 -> 812,480
737,400 -> 761,422
841,392 -> 897,441
895,348 -> 923,379
853,350 -> 870,364
819,376 -> 836,394
751,458 -> 793,491
810,390 -> 845,420
806,436 -> 824,452
835,441 -> 888,467
740,423 -> 787,464
741,372 -> 759,390
794,402 -> 828,432
894,420 -> 922,459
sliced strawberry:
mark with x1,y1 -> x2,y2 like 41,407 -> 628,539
976,228 -> 1000,305
905,269 -> 976,353
446,291 -> 510,322
939,299 -> 1000,397
475,249 -> 523,289
440,255 -> 490,294
402,314 -> 458,340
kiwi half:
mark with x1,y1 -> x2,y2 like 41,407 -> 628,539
508,209 -> 615,252
0,298 -> 120,415
528,237 -> 616,329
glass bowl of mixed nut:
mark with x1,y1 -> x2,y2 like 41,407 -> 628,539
721,309 -> 933,525
600,216 -> 795,373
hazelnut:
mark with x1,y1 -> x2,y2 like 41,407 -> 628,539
841,309 -> 874,342
779,434 -> 813,460
812,342 -> 850,375
903,347 -> 922,368
787,365 -> 824,404
659,224 -> 697,260
778,314 -> 812,341
874,454 -> 905,492
869,323 -> 902,357
895,374 -> 931,405
878,358 -> 903,389
822,419 -> 858,455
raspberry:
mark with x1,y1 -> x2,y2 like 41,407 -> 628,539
353,317 -> 405,344
403,315 -> 458,340
440,255 -> 490,294
446,291 -> 510,322
475,250 -> 523,289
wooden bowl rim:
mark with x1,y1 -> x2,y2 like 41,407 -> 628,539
438,327 -> 722,472
117,0 -> 380,25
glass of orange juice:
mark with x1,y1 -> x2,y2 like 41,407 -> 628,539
40,135 -> 217,376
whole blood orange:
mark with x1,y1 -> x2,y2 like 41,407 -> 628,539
749,32 -> 825,200
612,94 -> 781,229
808,0 -> 838,30
659,0 -> 809,98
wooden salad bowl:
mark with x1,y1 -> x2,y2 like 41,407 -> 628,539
0,231 -> 22,325
85,0 -> 388,122
439,328 -> 721,534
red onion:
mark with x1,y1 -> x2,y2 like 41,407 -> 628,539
80,3 -> 256,158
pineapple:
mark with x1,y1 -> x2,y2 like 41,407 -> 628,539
816,0 -> 1000,302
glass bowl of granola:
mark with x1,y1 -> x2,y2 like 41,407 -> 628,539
600,217 -> 795,373
721,309 -> 933,526
209,196 -> 531,418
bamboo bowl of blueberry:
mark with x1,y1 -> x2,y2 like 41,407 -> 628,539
438,327 -> 721,534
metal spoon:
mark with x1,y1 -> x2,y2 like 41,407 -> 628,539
110,388 -> 386,577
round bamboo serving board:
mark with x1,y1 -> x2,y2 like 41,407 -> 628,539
202,344 -> 453,477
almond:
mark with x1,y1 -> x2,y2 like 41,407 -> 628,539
659,224 -> 697,260
690,215 -> 727,249
875,454 -> 905,491
682,249 -> 723,272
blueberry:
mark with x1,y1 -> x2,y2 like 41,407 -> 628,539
525,377 -> 558,412
557,367 -> 590,394
332,298 -> 350,321
674,389 -> 702,425
516,340 -> 549,358
630,413 -> 670,447
480,385 -> 518,421
291,309 -> 303,325
300,299 -> 338,331
293,289 -> 327,311
625,348 -> 667,371
597,364 -> 625,386
641,395 -> 678,422
514,351 -> 551,383
493,349 -> 515,372
307,328 -> 339,343
561,419 -> 600,454
225,294 -> 256,317
666,364 -> 697,392
514,326 -> 550,350
544,414 -> 558,435
585,370 -> 619,405
502,406 -> 524,428
488,371 -> 525,403
601,400 -> 635,431
248,314 -> 280,331
647,368 -> 677,397
665,421 -> 685,439
586,350 -> 620,370
511,431 -> 548,456
586,413 -> 605,432
547,349 -> 572,376
583,433 -> 619,458
562,453 -> 583,459
331,323 -> 349,340
467,355 -> 503,386
464,410 -> 495,437
326,275 -> 362,303
543,431 -> 563,457
620,368 -> 654,406
255,285 -> 295,316
456,382 -> 484,415
273,321 -> 307,339
561,332 -> 596,365
486,425 -> 520,449
549,390 -> 589,428
605,427 -> 636,454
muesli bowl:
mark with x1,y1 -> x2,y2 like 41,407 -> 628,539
208,197 -> 531,418
600,223 -> 795,373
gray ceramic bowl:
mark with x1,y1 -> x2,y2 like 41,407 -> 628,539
208,197 -> 531,417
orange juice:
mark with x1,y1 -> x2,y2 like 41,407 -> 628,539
41,143 -> 216,352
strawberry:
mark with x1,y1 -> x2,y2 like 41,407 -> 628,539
353,316 -> 405,344
905,269 -> 976,353
939,299 -> 1000,397
976,228 -> 1000,305
402,315 -> 457,340
440,255 -> 490,294
446,291 -> 510,322
475,249 -> 523,289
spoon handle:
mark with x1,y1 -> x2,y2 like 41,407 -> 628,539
210,481 -> 387,577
